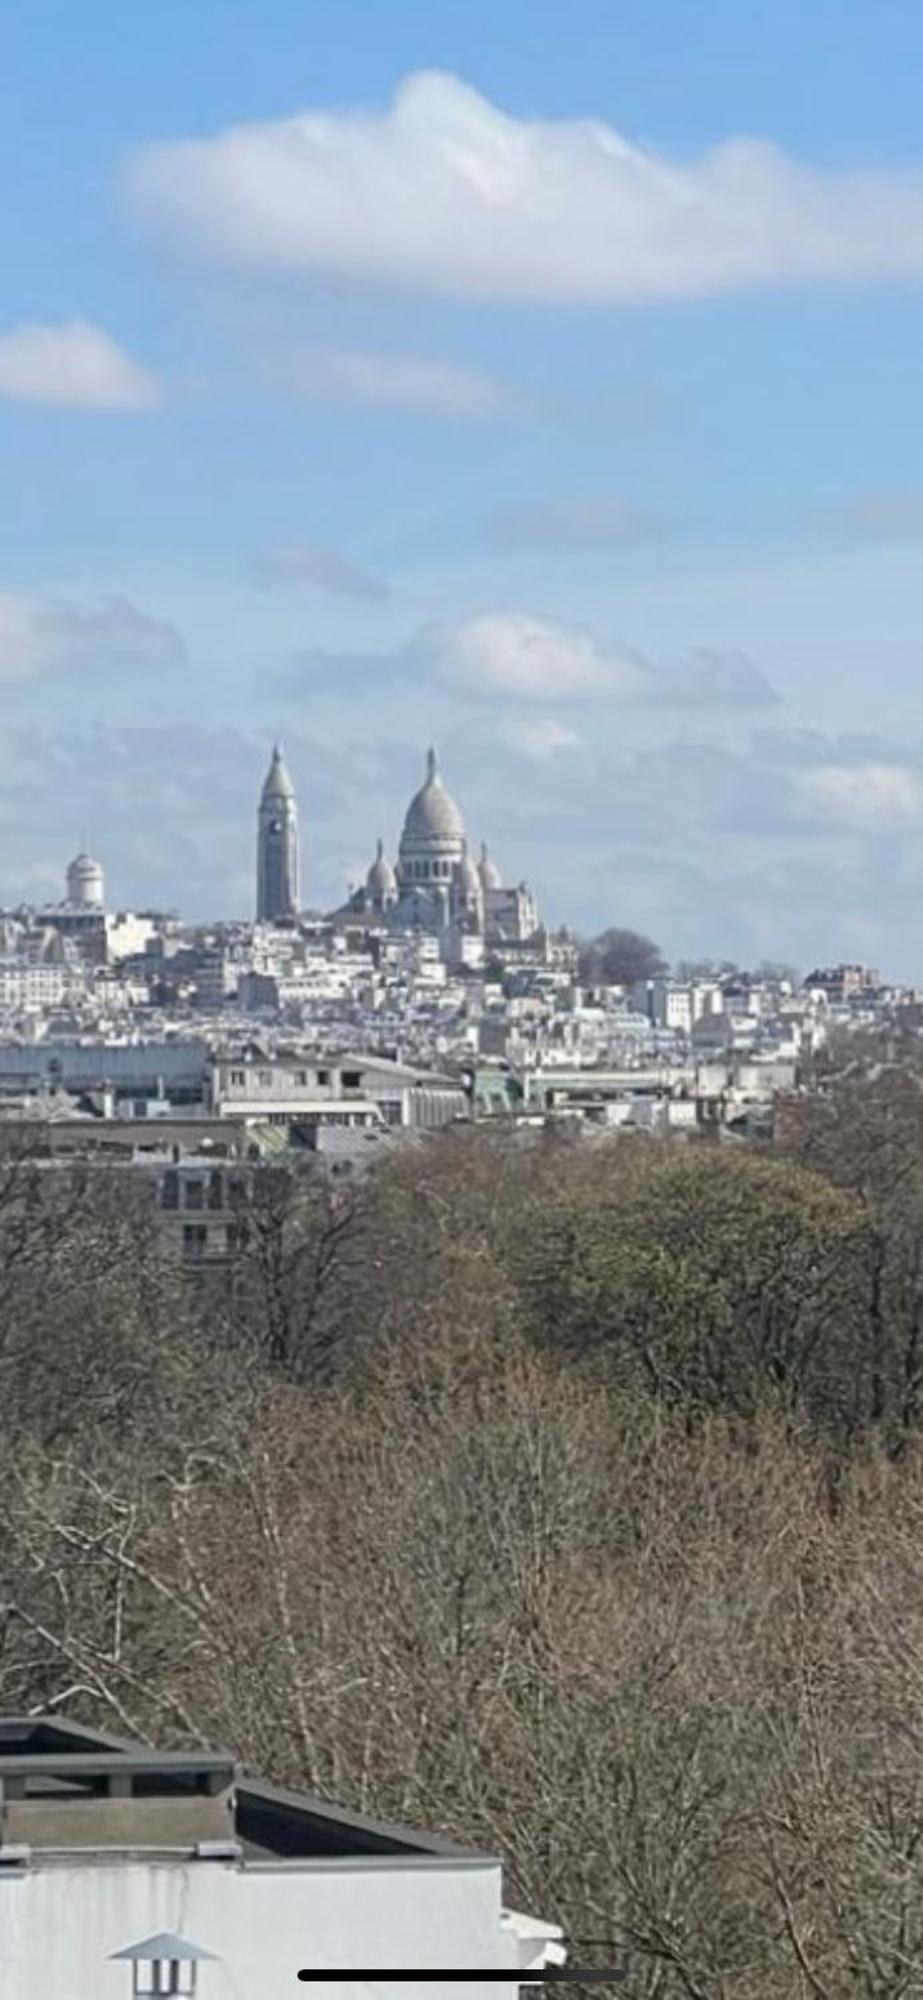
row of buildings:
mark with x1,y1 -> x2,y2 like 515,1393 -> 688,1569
0,746 -> 911,1262
0,949 -> 904,1263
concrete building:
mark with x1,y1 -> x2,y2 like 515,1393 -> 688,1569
38,907 -> 159,969
632,977 -> 723,1033
0,1714 -> 563,1997
207,1048 -> 468,1131
0,1039 -> 209,1106
256,746 -> 300,924
0,962 -> 70,1010
482,883 -> 540,948
803,963 -> 881,1004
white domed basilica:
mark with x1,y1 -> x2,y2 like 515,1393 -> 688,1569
337,747 -> 539,959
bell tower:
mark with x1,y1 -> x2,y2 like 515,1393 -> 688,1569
257,744 -> 300,921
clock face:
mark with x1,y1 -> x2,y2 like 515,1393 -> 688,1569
270,819 -> 282,834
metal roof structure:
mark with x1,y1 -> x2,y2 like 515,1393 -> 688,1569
111,1934 -> 217,1963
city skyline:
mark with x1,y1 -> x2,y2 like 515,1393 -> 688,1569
5,3 -> 923,969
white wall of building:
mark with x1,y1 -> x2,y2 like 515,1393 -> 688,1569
104,914 -> 158,963
0,964 -> 68,1007
0,1854 -> 526,2000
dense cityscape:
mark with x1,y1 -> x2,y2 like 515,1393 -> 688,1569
0,738 -> 907,1265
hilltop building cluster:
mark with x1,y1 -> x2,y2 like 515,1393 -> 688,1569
0,744 -> 915,1264
258,741 -> 539,960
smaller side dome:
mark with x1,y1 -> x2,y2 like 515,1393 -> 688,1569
367,838 -> 397,897
455,847 -> 481,896
478,841 -> 502,891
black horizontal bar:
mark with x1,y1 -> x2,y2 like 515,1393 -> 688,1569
297,1972 -> 627,1985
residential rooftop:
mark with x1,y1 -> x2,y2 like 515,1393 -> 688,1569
0,1717 -> 487,1868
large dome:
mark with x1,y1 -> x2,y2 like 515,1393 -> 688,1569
402,748 -> 464,844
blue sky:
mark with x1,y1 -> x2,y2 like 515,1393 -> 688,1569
4,0 -> 923,971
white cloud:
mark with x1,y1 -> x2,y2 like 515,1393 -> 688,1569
419,612 -> 649,701
129,70 -> 923,303
252,541 -> 388,598
499,717 -> 583,760
0,592 -> 184,683
796,761 -> 923,829
0,320 -> 159,409
289,611 -> 778,711
283,343 -> 503,415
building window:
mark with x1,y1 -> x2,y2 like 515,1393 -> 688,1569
184,1180 -> 204,1210
208,1170 -> 224,1211
161,1170 -> 179,1210
258,1069 -> 273,1087
183,1223 -> 208,1254
295,1069 -> 308,1085
317,1069 -> 330,1086
342,1070 -> 362,1090
230,1069 -> 245,1085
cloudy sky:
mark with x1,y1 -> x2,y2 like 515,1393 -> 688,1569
5,0 -> 923,971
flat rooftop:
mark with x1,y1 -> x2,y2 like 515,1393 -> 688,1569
0,1718 -> 485,1866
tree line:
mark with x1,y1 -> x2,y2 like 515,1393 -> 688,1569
2,1037 -> 923,1993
